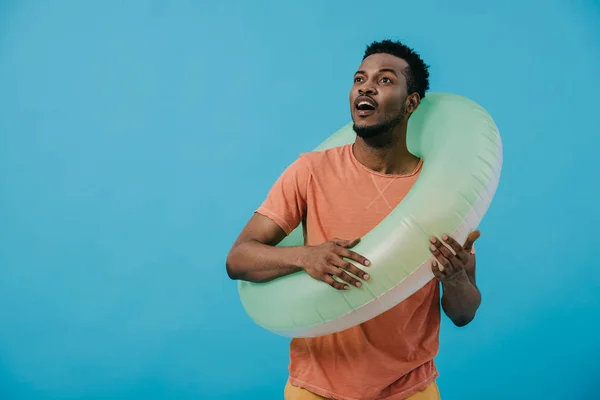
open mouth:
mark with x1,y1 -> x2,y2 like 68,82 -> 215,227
355,96 -> 377,116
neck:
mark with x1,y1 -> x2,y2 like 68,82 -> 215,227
352,125 -> 420,175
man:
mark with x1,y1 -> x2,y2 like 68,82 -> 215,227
226,40 -> 482,400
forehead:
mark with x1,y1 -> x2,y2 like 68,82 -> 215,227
357,53 -> 409,74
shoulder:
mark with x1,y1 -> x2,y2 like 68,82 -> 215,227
298,144 -> 351,174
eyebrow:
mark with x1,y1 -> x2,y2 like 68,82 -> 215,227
354,68 -> 399,76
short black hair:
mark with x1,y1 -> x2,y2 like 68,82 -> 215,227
363,40 -> 430,99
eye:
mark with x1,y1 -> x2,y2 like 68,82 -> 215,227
354,77 -> 364,83
380,77 -> 392,84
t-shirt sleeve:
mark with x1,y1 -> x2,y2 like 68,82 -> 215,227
255,156 -> 310,235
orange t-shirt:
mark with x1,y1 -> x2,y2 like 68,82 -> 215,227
256,144 -> 440,400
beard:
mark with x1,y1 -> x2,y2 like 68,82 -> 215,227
352,104 -> 406,144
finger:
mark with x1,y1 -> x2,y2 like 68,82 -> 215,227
429,244 -> 452,271
463,230 -> 481,252
330,237 -> 344,246
429,236 -> 443,249
331,237 -> 360,247
341,237 -> 361,248
332,257 -> 369,281
433,234 -> 471,264
323,274 -> 349,290
337,247 -> 371,267
437,243 -> 461,268
432,260 -> 445,276
329,266 -> 362,288
441,234 -> 467,258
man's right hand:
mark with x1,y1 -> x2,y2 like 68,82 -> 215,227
298,237 -> 371,290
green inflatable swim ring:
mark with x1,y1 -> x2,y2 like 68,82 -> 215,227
238,92 -> 503,338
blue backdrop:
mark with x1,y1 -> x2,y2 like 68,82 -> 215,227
1,1 -> 598,399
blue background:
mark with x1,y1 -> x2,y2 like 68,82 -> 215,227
1,1 -> 599,399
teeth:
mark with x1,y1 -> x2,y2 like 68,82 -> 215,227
357,100 -> 375,110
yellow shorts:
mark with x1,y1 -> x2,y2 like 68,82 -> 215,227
284,380 -> 441,400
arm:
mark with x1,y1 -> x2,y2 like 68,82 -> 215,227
440,253 -> 480,327
226,157 -> 309,282
226,213 -> 371,288
226,213 -> 305,283
226,156 -> 371,288
429,231 -> 481,327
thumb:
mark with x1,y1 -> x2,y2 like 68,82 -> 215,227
463,230 -> 481,252
334,237 -> 361,248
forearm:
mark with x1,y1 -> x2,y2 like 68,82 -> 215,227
226,240 -> 305,283
441,269 -> 481,327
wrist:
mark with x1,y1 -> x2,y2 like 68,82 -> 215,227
288,246 -> 310,270
440,268 -> 470,288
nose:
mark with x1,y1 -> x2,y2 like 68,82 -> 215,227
358,85 -> 376,96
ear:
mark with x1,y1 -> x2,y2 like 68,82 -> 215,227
406,93 -> 421,114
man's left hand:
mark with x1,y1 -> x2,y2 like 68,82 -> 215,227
429,230 -> 480,283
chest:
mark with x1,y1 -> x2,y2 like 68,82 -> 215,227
303,170 -> 418,241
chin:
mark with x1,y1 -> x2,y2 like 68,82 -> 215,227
353,123 -> 387,139
352,121 -> 372,130
352,116 -> 378,130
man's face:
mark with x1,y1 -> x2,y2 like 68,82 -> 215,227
349,53 -> 410,139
